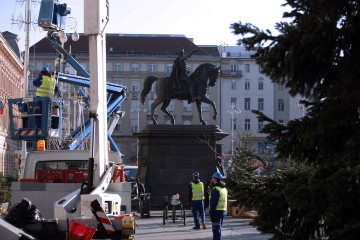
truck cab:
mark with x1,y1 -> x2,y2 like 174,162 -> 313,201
22,150 -> 122,182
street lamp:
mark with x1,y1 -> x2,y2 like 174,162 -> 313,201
225,102 -> 241,155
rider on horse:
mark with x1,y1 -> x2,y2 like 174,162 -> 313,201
170,49 -> 200,103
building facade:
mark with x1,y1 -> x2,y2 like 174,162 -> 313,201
218,46 -> 304,159
25,33 -> 304,166
0,32 -> 24,175
28,34 -> 220,164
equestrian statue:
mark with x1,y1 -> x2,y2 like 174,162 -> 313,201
140,49 -> 220,126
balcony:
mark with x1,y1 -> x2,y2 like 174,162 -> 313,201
221,70 -> 242,77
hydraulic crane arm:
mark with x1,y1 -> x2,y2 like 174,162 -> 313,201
47,33 -> 89,78
56,72 -> 126,151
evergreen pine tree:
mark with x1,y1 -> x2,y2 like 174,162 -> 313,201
227,0 -> 360,239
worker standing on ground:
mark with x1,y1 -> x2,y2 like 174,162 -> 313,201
209,172 -> 228,240
189,172 -> 206,230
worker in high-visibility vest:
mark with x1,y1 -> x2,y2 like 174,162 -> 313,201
33,66 -> 60,128
189,172 -> 206,230
209,172 -> 228,240
34,66 -> 57,97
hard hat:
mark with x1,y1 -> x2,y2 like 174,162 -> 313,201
212,172 -> 222,180
192,172 -> 199,178
41,66 -> 49,72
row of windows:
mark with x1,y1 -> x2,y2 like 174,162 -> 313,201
114,63 -> 174,73
231,118 -> 284,132
129,101 -> 209,113
31,62 -> 172,73
230,98 -> 285,111
34,61 -> 263,75
117,63 -> 254,74
230,78 -> 264,91
230,63 -> 255,73
114,115 -> 284,133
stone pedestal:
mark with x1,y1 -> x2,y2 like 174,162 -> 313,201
135,125 -> 228,207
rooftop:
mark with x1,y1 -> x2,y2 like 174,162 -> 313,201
30,33 -> 220,57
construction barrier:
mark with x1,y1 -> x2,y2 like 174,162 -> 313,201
66,219 -> 96,240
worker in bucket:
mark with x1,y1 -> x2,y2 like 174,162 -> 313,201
189,171 -> 206,230
33,66 -> 60,128
209,172 -> 228,240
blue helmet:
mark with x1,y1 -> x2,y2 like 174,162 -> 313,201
212,172 -> 222,180
41,66 -> 49,72
192,172 -> 199,178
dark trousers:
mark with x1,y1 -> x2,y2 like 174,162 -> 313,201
212,211 -> 225,240
191,200 -> 205,227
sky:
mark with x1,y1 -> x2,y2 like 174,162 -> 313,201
0,0 -> 288,52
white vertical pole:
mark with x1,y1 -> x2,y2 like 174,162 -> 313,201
231,110 -> 234,156
84,0 -> 109,185
20,0 -> 31,177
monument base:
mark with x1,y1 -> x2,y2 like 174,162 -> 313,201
135,125 -> 228,207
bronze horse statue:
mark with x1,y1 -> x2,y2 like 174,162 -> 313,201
140,63 -> 220,125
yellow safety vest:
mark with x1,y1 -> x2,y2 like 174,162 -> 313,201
36,75 -> 56,97
191,182 -> 204,201
212,186 -> 227,211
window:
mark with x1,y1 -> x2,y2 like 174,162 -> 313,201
114,123 -> 121,132
230,64 -> 237,73
114,63 -> 121,71
187,64 -> 192,73
131,101 -> 140,111
231,98 -> 237,105
231,80 -> 236,90
244,64 -> 250,73
131,63 -> 140,72
147,100 -> 154,111
123,166 -> 138,181
258,78 -> 264,90
29,63 -> 35,70
279,120 -> 284,125
201,103 -> 209,112
113,80 -> 122,85
183,102 -> 192,112
231,118 -> 237,131
36,160 -> 87,171
151,84 -> 156,92
244,98 -> 251,110
245,119 -> 251,131
167,102 -> 175,112
258,120 -> 264,131
278,99 -> 284,111
258,98 -> 264,111
245,80 -> 250,90
130,119 -> 138,132
166,64 -> 173,73
131,81 -> 140,92
147,64 -> 157,72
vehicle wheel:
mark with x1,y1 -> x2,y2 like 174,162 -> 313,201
163,209 -> 166,225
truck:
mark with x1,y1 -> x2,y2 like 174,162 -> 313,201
0,0 -> 136,239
